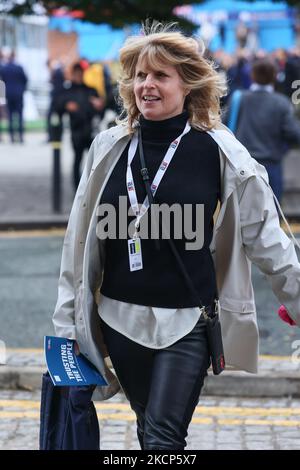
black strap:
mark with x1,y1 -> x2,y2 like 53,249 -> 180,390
138,127 -> 205,309
138,128 -> 160,251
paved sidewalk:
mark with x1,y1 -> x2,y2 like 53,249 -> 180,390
1,389 -> 300,450
1,349 -> 300,398
0,132 -> 74,229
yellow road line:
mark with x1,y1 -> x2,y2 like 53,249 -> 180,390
190,417 -> 214,425
1,401 -> 300,417
0,411 -> 40,419
0,411 -> 299,427
0,229 -> 66,239
0,400 -> 41,409
259,354 -> 300,361
218,418 -> 300,427
6,349 -> 298,363
0,401 -> 131,411
195,406 -> 300,417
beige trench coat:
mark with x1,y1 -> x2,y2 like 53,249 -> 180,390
53,123 -> 300,400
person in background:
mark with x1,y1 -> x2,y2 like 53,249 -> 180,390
46,59 -> 65,142
225,58 -> 300,202
0,51 -> 27,143
235,21 -> 248,48
0,49 -> 6,143
226,49 -> 252,97
55,62 -> 104,189
283,49 -> 300,99
83,61 -> 115,126
83,61 -> 109,107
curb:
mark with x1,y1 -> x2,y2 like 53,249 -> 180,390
203,374 -> 300,397
0,366 -> 44,391
1,365 -> 300,397
0,216 -> 68,231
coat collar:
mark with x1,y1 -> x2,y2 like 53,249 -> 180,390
92,122 -> 267,203
207,124 -> 269,200
92,124 -> 131,170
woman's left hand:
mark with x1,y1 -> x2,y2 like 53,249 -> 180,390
278,305 -> 297,326
74,341 -> 81,355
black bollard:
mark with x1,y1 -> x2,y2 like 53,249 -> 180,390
49,112 -> 63,213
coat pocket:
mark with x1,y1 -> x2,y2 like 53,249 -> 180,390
219,297 -> 259,372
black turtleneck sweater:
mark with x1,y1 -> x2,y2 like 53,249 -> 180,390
99,111 -> 220,308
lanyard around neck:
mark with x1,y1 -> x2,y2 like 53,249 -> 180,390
126,121 -> 191,230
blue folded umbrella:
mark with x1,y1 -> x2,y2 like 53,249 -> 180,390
39,372 -> 100,450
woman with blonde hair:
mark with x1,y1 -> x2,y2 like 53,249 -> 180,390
53,22 -> 300,450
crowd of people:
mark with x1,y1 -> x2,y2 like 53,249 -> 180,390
212,46 -> 300,101
1,41 -> 300,197
47,58 -> 118,189
220,51 -> 300,202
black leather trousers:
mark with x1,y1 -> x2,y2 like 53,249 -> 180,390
101,316 -> 210,450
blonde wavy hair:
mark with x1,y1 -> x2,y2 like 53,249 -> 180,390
117,22 -> 227,132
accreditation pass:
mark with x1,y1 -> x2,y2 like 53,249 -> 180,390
128,238 -> 143,272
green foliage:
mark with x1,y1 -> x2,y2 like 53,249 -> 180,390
4,0 -> 200,33
271,0 -> 300,7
